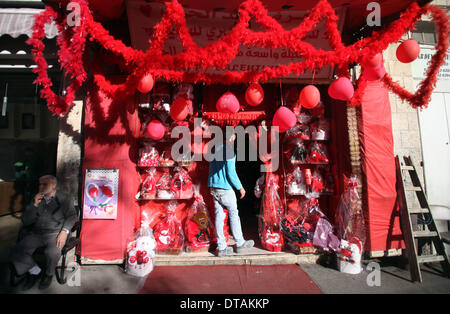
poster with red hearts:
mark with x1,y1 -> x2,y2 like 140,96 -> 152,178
83,169 -> 119,220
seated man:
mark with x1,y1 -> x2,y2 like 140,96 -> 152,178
9,175 -> 77,290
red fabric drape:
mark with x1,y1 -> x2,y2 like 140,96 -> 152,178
359,80 -> 404,252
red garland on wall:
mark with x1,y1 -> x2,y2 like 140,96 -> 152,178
27,0 -> 448,116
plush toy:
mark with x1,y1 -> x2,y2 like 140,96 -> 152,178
126,235 -> 156,277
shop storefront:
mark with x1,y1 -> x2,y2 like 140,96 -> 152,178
28,0 -> 448,268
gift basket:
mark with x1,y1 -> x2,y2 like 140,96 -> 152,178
285,166 -> 307,196
138,144 -> 159,167
281,198 -> 324,252
156,168 -> 175,199
335,176 -> 366,274
125,212 -> 157,277
184,193 -> 213,252
154,201 -> 184,255
170,167 -> 194,199
308,141 -> 330,163
285,124 -> 310,140
258,174 -> 285,252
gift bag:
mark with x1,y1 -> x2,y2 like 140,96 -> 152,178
185,193 -> 213,252
154,201 -> 184,255
125,212 -> 156,277
312,217 -> 340,253
337,238 -> 363,274
308,141 -> 329,163
284,139 -> 307,164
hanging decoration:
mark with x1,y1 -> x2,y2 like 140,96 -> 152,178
300,85 -> 321,109
216,92 -> 240,114
272,106 -> 296,133
27,0 -> 449,116
137,73 -> 154,94
328,77 -> 354,101
245,83 -> 264,107
146,120 -> 165,140
396,39 -> 421,63
170,96 -> 190,121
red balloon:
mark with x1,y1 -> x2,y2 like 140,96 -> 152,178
245,83 -> 264,106
146,120 -> 165,140
362,53 -> 383,68
328,77 -> 354,101
137,73 -> 154,94
396,39 -> 420,63
170,97 -> 190,121
363,62 -> 386,81
216,92 -> 240,113
273,107 -> 296,133
299,85 -> 321,109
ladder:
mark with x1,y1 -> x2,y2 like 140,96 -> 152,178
395,155 -> 450,283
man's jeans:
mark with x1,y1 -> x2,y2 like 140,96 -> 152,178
210,188 -> 245,251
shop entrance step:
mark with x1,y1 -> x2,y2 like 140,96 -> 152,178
154,252 -> 319,266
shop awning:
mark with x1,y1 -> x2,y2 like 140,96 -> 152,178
0,8 -> 58,38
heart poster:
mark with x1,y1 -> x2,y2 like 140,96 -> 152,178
83,168 -> 119,219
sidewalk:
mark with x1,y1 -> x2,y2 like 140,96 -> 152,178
0,214 -> 449,294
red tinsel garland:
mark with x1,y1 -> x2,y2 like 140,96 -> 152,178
27,0 -> 449,115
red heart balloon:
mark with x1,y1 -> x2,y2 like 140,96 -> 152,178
146,120 -> 165,140
396,39 -> 420,63
170,97 -> 190,121
216,92 -> 240,113
328,77 -> 354,101
137,73 -> 154,94
273,107 -> 296,133
245,83 -> 264,106
299,85 -> 320,109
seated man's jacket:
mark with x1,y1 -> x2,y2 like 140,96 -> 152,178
22,191 -> 77,235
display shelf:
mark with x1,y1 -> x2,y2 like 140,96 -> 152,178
286,192 -> 335,197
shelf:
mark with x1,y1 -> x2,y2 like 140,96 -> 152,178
286,192 -> 335,197
137,164 -> 177,168
136,197 -> 193,201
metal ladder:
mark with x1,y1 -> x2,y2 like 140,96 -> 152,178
395,155 -> 450,283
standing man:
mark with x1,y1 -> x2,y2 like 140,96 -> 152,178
208,132 -> 254,257
9,175 -> 77,290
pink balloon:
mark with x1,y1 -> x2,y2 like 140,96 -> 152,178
146,120 -> 165,140
363,64 -> 386,81
328,77 -> 354,101
300,85 -> 321,109
396,39 -> 420,63
216,92 -> 240,113
273,107 -> 296,133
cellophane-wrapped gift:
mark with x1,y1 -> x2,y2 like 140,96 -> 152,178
138,144 -> 159,167
286,166 -> 307,196
184,193 -> 213,252
284,139 -> 307,164
258,174 -> 284,252
156,168 -> 174,199
125,212 -> 156,277
170,167 -> 193,199
281,198 -> 324,250
334,176 -> 366,274
154,201 -> 184,255
139,168 -> 157,199
308,141 -> 329,163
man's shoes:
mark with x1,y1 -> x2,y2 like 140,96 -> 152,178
9,263 -> 26,287
21,273 -> 40,291
39,274 -> 53,290
217,246 -> 233,257
236,240 -> 254,253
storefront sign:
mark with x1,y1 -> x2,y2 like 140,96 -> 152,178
83,168 -> 119,219
126,1 -> 345,80
412,46 -> 450,80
